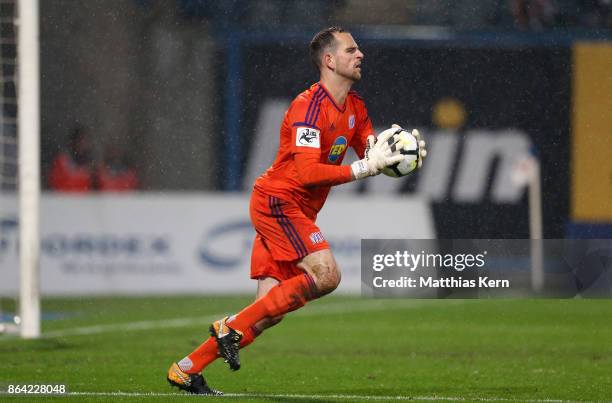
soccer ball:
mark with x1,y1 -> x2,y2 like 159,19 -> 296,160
382,128 -> 420,177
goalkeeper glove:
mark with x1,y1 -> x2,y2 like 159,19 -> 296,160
350,129 -> 404,180
391,124 -> 427,168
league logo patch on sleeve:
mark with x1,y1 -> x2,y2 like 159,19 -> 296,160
296,127 -> 321,148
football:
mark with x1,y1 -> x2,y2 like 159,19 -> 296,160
382,128 -> 420,177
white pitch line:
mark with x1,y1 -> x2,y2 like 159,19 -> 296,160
7,391 -> 587,402
1,299 -> 445,340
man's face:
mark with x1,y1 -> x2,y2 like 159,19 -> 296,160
328,32 -> 364,82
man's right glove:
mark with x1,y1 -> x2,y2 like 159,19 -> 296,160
350,129 -> 404,180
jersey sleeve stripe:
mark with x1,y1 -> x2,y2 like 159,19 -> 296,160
269,196 -> 308,258
305,89 -> 326,126
292,122 -> 321,129
304,87 -> 324,125
309,96 -> 325,126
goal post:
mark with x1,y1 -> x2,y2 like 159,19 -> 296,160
17,0 -> 40,338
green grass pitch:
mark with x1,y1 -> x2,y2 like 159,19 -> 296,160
0,296 -> 611,401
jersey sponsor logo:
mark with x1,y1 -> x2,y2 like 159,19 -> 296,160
309,231 -> 325,245
296,127 -> 321,148
348,115 -> 355,129
328,136 -> 347,163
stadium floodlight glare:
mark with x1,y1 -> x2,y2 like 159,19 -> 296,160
17,0 -> 41,339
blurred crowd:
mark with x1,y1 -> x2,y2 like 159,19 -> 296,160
174,0 -> 611,31
509,0 -> 611,30
48,126 -> 138,192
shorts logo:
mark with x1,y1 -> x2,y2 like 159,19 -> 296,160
348,115 -> 355,129
296,127 -> 320,148
309,231 -> 325,244
328,136 -> 347,163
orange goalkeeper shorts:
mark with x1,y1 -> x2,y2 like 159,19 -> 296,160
249,189 -> 330,281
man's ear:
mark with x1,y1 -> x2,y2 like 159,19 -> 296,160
324,53 -> 335,71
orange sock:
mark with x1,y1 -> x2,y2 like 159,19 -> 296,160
240,325 -> 261,349
177,273 -> 316,374
226,273 -> 318,334
178,326 -> 261,374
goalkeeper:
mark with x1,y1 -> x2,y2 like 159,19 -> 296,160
167,26 -> 426,395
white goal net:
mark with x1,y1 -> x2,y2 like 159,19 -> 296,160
0,0 -> 19,333
0,0 -> 17,192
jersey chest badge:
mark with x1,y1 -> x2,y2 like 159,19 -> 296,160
328,136 -> 347,163
348,115 -> 355,129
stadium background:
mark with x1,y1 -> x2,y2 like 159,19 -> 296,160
3,0 -> 609,293
34,0 -> 611,237
0,0 -> 612,400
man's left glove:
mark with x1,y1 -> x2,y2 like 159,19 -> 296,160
350,129 -> 404,179
391,124 -> 427,168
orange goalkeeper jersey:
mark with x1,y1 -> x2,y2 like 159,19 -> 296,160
254,82 -> 375,218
